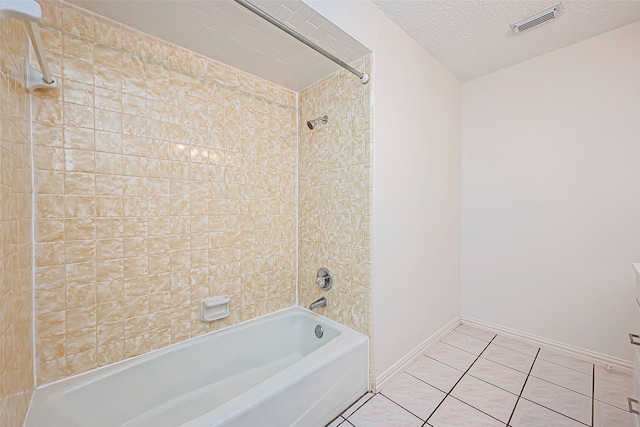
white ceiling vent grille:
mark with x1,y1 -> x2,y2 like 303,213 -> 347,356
512,3 -> 561,34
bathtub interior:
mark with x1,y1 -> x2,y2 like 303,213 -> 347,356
26,308 -> 363,427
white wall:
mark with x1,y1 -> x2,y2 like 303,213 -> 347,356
304,0 -> 462,379
462,22 -> 640,361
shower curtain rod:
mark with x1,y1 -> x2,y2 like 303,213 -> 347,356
0,0 -> 58,92
233,0 -> 370,85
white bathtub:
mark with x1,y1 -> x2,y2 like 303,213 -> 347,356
25,307 -> 368,427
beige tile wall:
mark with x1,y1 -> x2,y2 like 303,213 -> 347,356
298,57 -> 373,344
0,15 -> 35,427
32,0 -> 297,384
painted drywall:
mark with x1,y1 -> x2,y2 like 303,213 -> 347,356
461,22 -> 640,361
304,0 -> 462,380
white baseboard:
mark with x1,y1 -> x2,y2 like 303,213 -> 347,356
374,317 -> 460,392
461,316 -> 633,373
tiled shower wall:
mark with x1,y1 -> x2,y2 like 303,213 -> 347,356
0,15 -> 35,426
32,0 -> 297,384
298,58 -> 373,342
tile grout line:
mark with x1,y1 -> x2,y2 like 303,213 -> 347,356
345,330 -> 609,427
506,347 -> 540,426
377,393 -> 426,424
342,332 -> 497,427
336,392 -> 373,422
423,334 -> 497,426
591,364 -> 595,427
513,363 -> 595,426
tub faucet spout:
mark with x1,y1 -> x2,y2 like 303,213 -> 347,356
309,297 -> 327,311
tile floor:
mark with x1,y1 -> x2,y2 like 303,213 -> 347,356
327,324 -> 635,427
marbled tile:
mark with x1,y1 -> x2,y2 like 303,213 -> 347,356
510,398 -> 586,427
31,0 -> 311,385
455,324 -> 497,342
426,342 -> 478,372
521,377 -> 592,425
442,330 -> 490,355
530,358 -> 592,396
467,357 -> 527,395
1,14 -> 35,425
481,344 -> 535,373
594,365 -> 633,389
298,56 -> 373,364
594,377 -> 633,410
450,375 -> 517,423
348,394 -> 422,427
382,372 -> 445,420
537,349 -> 593,374
405,355 -> 464,393
593,400 -> 635,427
428,396 -> 505,427
491,336 -> 538,357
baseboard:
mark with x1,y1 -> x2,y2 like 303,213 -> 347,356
374,317 -> 460,392
461,316 -> 633,373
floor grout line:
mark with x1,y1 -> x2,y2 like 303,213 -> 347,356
517,395 -> 593,426
591,364 -> 595,427
423,334 -> 496,425
506,347 -> 540,426
377,393 -> 426,423
334,328 -> 618,427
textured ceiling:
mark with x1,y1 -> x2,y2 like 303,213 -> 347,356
67,0 -> 370,91
371,0 -> 640,81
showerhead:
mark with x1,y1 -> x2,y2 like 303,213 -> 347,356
307,116 -> 328,130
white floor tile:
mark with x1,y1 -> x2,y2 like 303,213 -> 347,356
326,417 -> 347,427
442,331 -> 490,355
593,400 -> 635,427
405,355 -> 464,393
467,357 -> 527,395
428,396 -> 505,427
455,324 -> 497,342
382,372 -> 446,420
481,344 -> 535,373
426,342 -> 478,372
348,394 -> 423,427
492,336 -> 538,357
450,375 -> 517,423
594,365 -> 633,389
341,392 -> 374,418
595,377 -> 633,411
537,349 -> 593,375
530,358 -> 592,396
510,398 -> 586,427
521,376 -> 592,425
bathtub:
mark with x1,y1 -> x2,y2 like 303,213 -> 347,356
25,307 -> 369,427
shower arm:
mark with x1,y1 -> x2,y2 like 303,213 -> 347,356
233,0 -> 370,85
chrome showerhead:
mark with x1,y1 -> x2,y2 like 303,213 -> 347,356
307,116 -> 328,130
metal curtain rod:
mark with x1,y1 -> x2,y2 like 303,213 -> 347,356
0,0 -> 58,92
233,0 -> 370,85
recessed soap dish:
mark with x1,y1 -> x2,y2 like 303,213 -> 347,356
201,295 -> 230,322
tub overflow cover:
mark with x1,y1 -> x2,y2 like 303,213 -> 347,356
315,325 -> 324,338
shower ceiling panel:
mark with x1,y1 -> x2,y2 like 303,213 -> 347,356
67,0 -> 370,91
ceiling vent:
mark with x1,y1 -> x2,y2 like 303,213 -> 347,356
512,3 -> 561,34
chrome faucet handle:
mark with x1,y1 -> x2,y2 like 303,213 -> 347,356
316,267 -> 332,291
